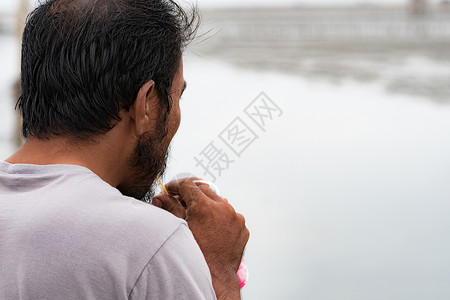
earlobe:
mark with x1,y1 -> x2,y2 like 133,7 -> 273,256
132,80 -> 155,136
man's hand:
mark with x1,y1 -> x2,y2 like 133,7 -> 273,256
152,178 -> 249,300
152,193 -> 187,219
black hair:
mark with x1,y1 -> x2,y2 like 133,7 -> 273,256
18,0 -> 198,140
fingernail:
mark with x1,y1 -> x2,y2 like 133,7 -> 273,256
152,198 -> 162,207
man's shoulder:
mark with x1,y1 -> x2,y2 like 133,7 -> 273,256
8,164 -> 188,266
57,169 -> 187,254
1,164 -> 198,299
92,189 -> 188,250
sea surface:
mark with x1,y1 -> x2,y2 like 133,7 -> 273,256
171,54 -> 450,300
1,6 -> 450,299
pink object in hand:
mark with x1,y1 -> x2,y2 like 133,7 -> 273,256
237,259 -> 249,289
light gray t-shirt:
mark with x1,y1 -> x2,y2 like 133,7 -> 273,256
0,161 -> 216,300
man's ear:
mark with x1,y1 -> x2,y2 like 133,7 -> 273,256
130,80 -> 157,136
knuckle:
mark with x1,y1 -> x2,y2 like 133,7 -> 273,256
180,185 -> 198,198
198,185 -> 211,193
236,212 -> 246,223
222,202 -> 236,215
244,227 -> 250,241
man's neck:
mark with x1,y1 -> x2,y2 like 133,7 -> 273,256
6,137 -> 130,188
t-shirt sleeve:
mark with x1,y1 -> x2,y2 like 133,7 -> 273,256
129,223 -> 217,300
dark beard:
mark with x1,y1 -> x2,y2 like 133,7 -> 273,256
117,131 -> 169,201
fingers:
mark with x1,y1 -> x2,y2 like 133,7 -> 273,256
198,184 -> 222,202
152,194 -> 187,219
165,177 -> 209,207
193,180 -> 221,196
165,177 -> 202,195
164,175 -> 250,290
164,177 -> 223,201
172,194 -> 187,208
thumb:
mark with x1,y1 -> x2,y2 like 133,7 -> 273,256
152,197 -> 162,208
152,194 -> 187,219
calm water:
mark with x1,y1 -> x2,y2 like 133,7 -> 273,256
2,14 -> 450,299
170,54 -> 450,299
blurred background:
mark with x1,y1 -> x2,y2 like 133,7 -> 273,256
1,0 -> 450,299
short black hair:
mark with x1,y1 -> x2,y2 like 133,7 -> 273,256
18,0 -> 199,140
